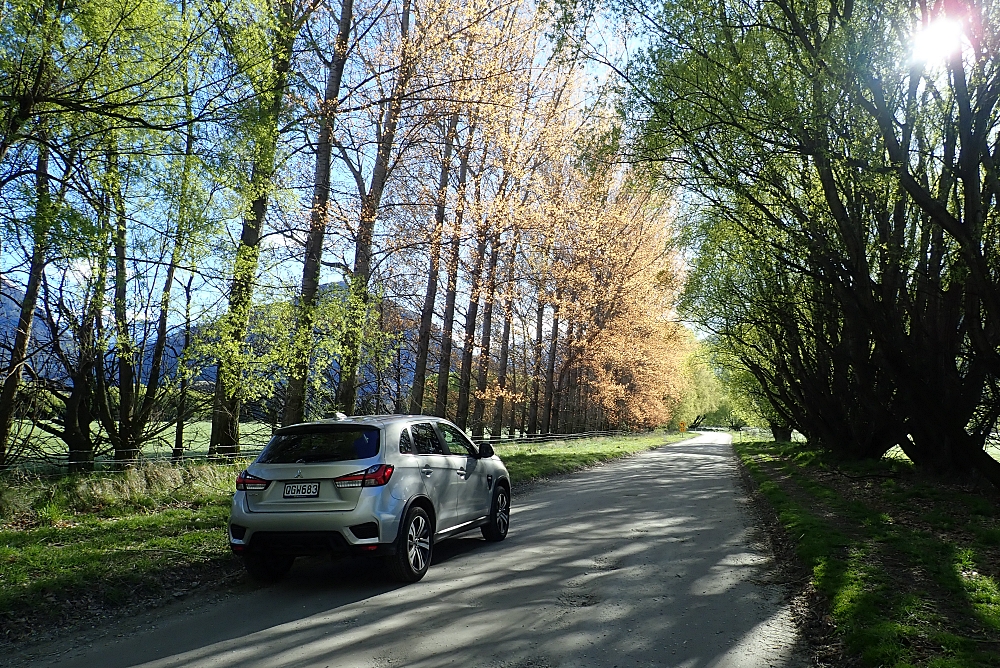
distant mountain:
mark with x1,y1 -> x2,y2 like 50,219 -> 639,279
0,277 -> 455,413
0,277 -> 29,354
0,277 -> 61,377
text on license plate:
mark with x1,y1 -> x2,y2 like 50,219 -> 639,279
283,482 -> 320,498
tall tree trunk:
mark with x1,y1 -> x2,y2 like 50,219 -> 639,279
570,326 -> 584,432
455,228 -> 489,430
490,252 -> 515,438
471,233 -> 501,437
568,363 -> 580,433
518,320 -> 530,435
526,300 -> 544,433
395,344 -> 405,413
551,353 -> 570,434
283,0 -> 354,425
173,275 -> 194,462
64,369 -> 96,471
210,171 -> 268,454
110,170 -> 139,462
0,142 -> 50,464
519,349 -> 529,435
435,138 -> 473,417
502,340 -> 516,438
340,0 -> 413,413
409,112 -> 459,414
540,294 -> 560,434
211,2 -> 296,454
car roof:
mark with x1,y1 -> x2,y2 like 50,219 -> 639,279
277,414 -> 443,432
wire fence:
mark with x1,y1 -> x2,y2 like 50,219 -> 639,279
17,424 -> 994,477
1,426 -> 647,478
2,450 -> 266,479
477,429 -> 632,446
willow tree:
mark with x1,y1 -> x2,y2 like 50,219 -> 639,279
617,0 -> 1000,485
0,0 -> 217,465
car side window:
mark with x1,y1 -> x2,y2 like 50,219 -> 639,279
437,423 -> 478,457
398,428 -> 414,454
411,422 -> 444,455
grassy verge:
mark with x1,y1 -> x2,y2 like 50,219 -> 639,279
496,431 -> 694,483
736,440 -> 1000,667
0,431 -> 692,642
0,461 -> 249,643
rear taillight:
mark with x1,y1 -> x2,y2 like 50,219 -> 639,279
335,464 -> 394,489
236,470 -> 270,491
364,464 -> 394,486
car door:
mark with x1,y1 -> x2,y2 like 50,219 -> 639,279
435,422 -> 492,525
410,422 -> 462,532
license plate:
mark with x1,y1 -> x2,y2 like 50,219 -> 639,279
283,482 -> 320,498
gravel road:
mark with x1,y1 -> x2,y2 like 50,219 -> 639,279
15,432 -> 807,668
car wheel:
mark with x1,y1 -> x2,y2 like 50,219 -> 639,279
481,484 -> 510,542
243,553 -> 295,582
388,506 -> 433,582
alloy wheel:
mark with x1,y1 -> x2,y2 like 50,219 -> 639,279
496,489 -> 509,535
407,514 -> 431,572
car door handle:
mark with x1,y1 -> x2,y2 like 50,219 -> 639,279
421,467 -> 433,476
456,468 -> 466,477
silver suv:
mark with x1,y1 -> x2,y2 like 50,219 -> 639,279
228,415 -> 511,582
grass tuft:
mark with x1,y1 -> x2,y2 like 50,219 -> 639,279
0,460 -> 252,642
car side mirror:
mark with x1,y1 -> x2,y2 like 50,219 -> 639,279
478,443 -> 495,459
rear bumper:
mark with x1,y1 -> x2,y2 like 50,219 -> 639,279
228,488 -> 406,557
229,529 -> 397,556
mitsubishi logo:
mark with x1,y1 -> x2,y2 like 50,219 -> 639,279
294,470 -> 303,479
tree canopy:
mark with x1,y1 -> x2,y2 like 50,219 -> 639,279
0,0 -> 702,469
609,0 -> 1000,487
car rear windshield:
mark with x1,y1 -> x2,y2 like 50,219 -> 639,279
256,427 -> 380,464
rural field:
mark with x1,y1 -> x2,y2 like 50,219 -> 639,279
7,421 -> 274,469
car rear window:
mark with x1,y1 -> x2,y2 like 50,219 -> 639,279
257,427 -> 380,464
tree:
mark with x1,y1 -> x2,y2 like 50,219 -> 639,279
283,0 -> 356,426
209,0 -> 307,454
667,337 -> 723,430
616,0 -> 1000,485
0,0 -> 223,466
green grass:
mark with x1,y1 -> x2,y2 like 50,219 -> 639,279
0,431 -> 692,636
496,431 -> 694,483
9,421 -> 273,469
737,441 -> 1000,667
0,461 -> 250,638
140,421 -> 273,458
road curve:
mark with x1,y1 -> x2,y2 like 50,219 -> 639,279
18,432 -> 806,668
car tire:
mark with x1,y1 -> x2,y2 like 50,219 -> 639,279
481,483 -> 510,542
243,553 -> 295,582
387,506 -> 432,582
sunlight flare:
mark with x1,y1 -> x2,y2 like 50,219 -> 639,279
912,17 -> 964,63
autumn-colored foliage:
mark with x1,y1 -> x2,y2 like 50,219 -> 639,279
0,0 -> 698,468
